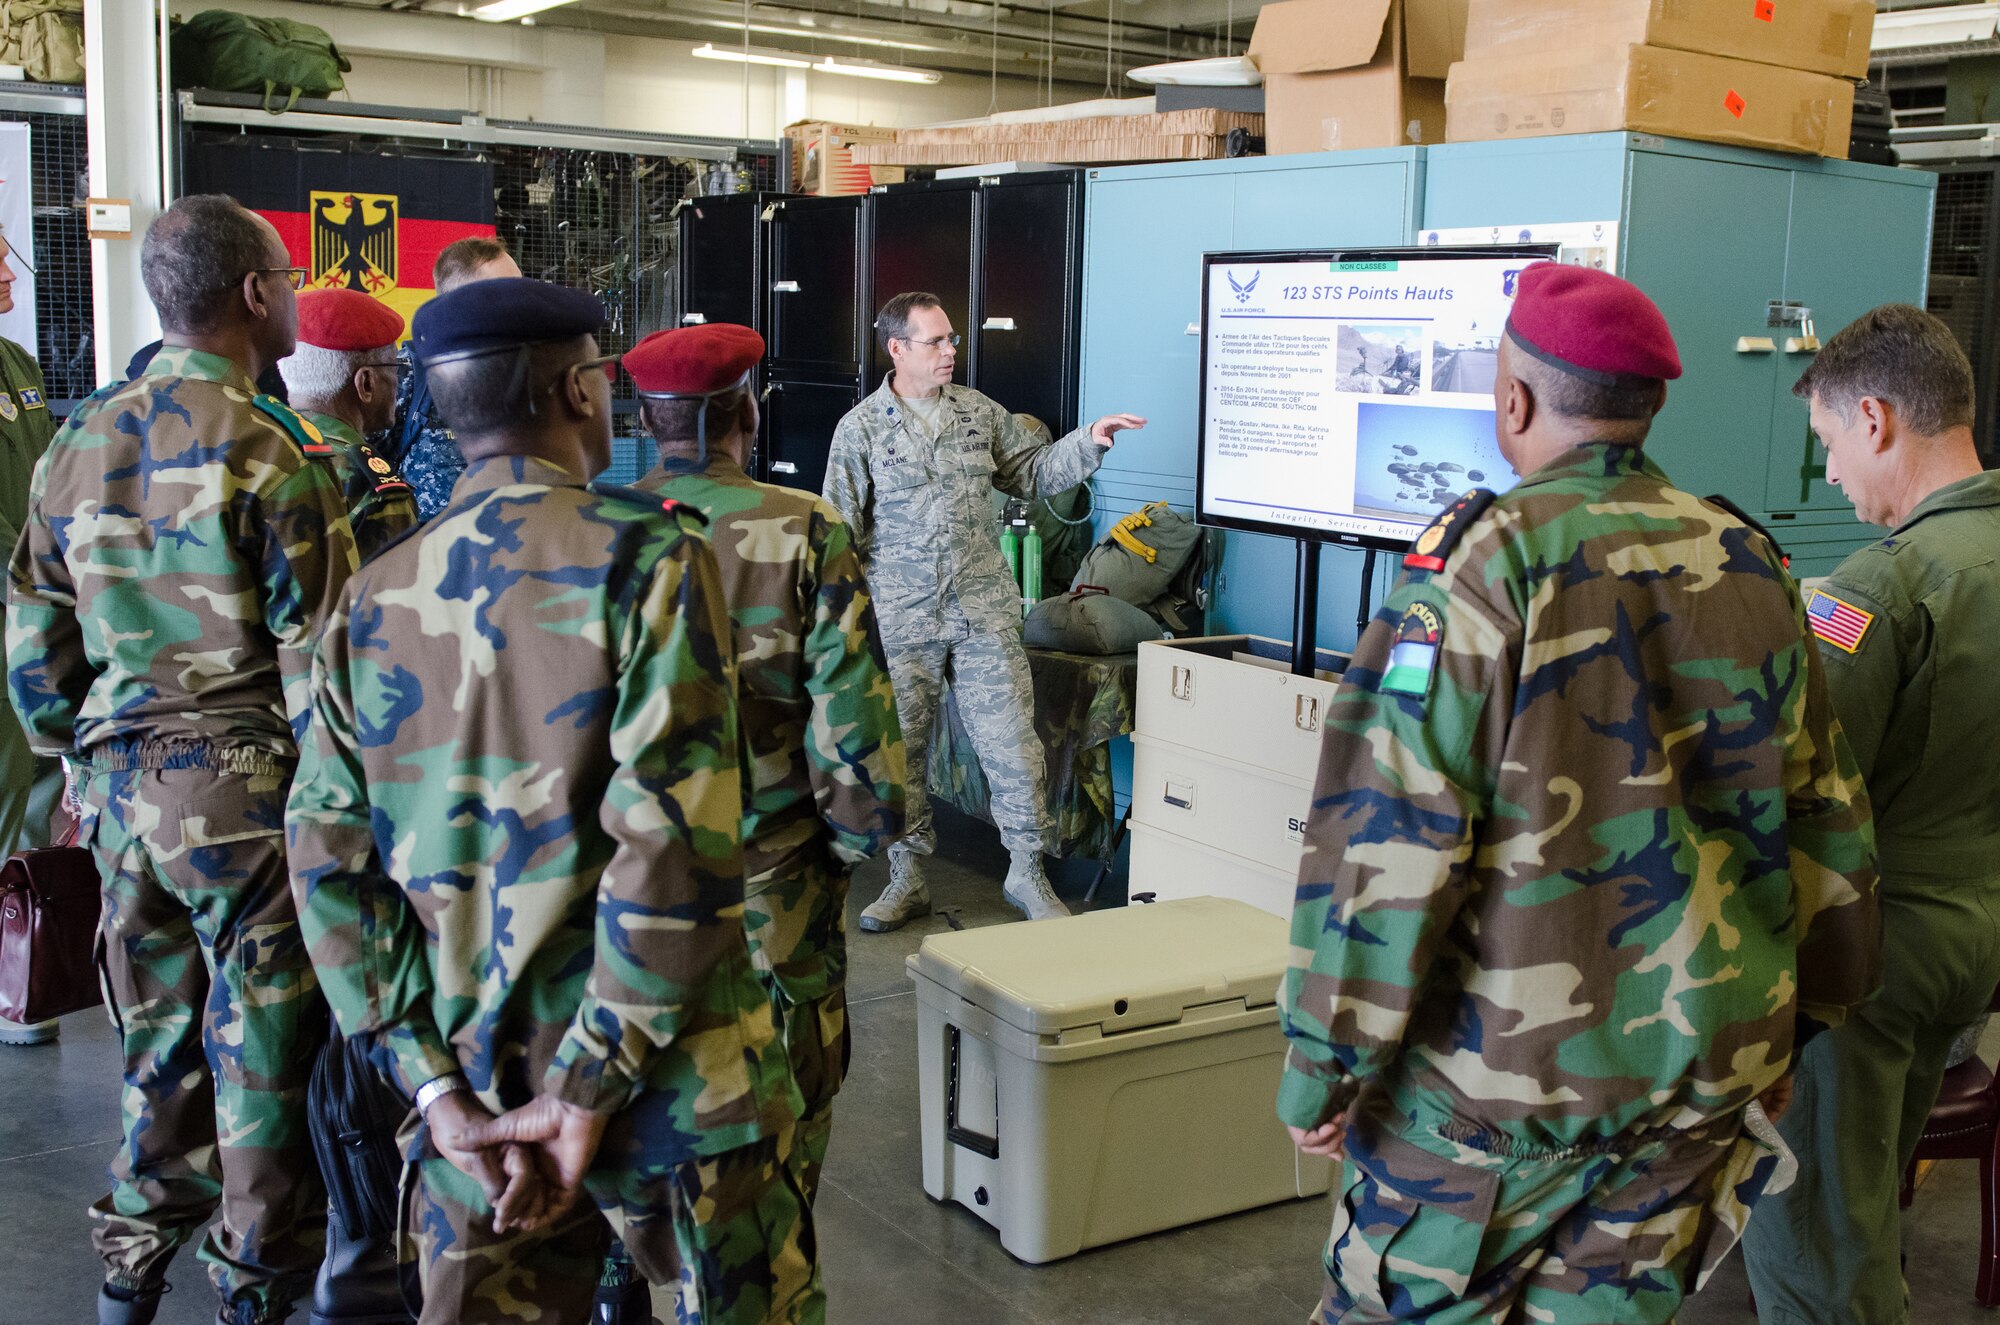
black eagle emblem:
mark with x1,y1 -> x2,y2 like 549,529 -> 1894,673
312,194 -> 398,293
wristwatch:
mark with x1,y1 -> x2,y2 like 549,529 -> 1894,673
414,1072 -> 470,1119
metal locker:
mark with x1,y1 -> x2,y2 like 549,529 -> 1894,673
677,193 -> 774,333
866,181 -> 978,386
975,173 -> 1085,435
762,374 -> 861,496
765,195 -> 867,375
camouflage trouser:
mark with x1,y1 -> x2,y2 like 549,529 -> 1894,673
885,626 -> 1050,855
1314,1105 -> 1782,1324
782,986 -> 849,1205
743,852 -> 850,1205
81,753 -> 326,1318
413,1121 -> 822,1325
1744,880 -> 2000,1325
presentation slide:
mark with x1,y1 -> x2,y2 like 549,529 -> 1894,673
1198,253 -> 1531,547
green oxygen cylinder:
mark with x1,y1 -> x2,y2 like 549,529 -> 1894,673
1022,517 -> 1044,616
999,501 -> 1023,588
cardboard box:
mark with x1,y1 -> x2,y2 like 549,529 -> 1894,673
1445,43 -> 1855,158
1463,0 -> 1874,81
1249,0 -> 1468,154
784,121 -> 905,196
846,109 -> 1263,166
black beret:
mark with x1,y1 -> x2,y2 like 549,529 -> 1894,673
410,277 -> 605,368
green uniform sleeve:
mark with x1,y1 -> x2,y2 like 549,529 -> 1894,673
5,468 -> 93,754
820,417 -> 875,561
990,407 -> 1104,502
1808,576 -> 1907,786
801,506 -> 906,864
1785,584 -> 1885,1041
543,536 -> 751,1114
249,457 -> 360,743
288,602 -> 461,1094
1276,568 -> 1515,1131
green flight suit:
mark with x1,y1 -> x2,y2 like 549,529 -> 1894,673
0,334 -> 62,855
1745,470 -> 2000,1325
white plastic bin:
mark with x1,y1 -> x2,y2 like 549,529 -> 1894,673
906,897 -> 1333,1263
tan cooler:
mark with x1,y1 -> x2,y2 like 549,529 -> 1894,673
906,897 -> 1333,1264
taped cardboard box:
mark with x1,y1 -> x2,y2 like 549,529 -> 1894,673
1463,0 -> 1874,81
1445,43 -> 1855,158
847,109 -> 1262,165
1249,0 -> 1468,154
785,121 -> 905,196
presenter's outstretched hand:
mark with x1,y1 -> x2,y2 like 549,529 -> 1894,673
1090,413 -> 1147,448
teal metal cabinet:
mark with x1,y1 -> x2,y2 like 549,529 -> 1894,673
1423,133 -> 1936,575
1079,150 -> 1424,645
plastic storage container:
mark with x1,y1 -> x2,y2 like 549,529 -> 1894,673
906,896 -> 1333,1263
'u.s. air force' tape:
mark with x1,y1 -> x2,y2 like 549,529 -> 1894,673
1742,1099 -> 1798,1195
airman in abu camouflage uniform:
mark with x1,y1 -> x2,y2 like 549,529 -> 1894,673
822,291 -> 1144,932
6,196 -> 356,1325
1280,265 -> 1880,1325
286,279 -> 820,1325
278,287 -> 418,563
625,323 -> 906,1203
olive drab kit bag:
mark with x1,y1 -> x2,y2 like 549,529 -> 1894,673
0,0 -> 83,85
1024,502 -> 1213,654
171,10 -> 350,112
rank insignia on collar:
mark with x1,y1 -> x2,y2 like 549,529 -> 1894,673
1380,601 -> 1444,701
19,387 -> 43,410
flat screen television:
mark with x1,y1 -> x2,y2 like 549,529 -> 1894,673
1196,244 -> 1558,550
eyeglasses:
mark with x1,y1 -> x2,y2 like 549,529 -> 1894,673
254,267 -> 309,291
897,333 -> 960,351
574,353 -> 620,380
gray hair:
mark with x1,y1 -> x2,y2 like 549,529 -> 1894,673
874,291 -> 942,352
279,343 -> 376,404
1793,303 -> 1974,435
1507,332 -> 1664,423
141,194 -> 271,334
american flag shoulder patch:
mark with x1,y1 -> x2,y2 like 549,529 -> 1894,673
1806,588 -> 1875,654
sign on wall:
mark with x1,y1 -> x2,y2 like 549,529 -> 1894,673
182,136 -> 496,339
0,123 -> 37,354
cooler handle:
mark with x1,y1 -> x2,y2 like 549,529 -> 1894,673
945,1025 -> 999,1159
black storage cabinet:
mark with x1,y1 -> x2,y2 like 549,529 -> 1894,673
760,194 -> 869,493
864,170 -> 1085,436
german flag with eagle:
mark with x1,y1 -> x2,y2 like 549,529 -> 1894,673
182,133 -> 496,341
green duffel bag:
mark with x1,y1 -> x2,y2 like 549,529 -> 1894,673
171,9 -> 350,112
0,0 -> 83,85
1068,501 -> 1211,633
1023,588 -> 1166,656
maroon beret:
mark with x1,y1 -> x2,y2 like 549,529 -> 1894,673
296,288 -> 405,352
623,324 -> 764,398
1506,262 -> 1682,385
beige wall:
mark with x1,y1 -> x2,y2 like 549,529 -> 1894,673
170,0 -> 1095,136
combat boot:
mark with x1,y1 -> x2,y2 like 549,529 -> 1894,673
96,1282 -> 167,1325
0,1013 -> 57,1045
1002,851 -> 1069,921
859,846 -> 931,933
218,1294 -> 292,1325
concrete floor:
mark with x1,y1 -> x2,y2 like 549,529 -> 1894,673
2,808 -> 1997,1324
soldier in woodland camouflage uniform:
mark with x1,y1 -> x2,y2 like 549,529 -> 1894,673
822,291 -> 1145,931
278,287 -> 418,563
626,323 -> 906,1203
1743,307 -> 2000,1325
286,279 -> 820,1325
1279,264 -> 1880,1325
6,195 -> 355,1325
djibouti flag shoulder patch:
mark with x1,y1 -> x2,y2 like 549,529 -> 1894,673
1380,601 -> 1444,702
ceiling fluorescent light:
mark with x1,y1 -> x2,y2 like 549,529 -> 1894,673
692,42 -> 814,69
1872,2 -> 2000,51
698,19 -> 941,55
815,56 -> 943,84
470,0 -> 582,21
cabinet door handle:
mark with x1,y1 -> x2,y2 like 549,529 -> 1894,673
1784,335 -> 1822,353
1735,336 -> 1776,354
772,460 -> 799,474
982,317 -> 1017,331
681,313 -> 707,325
772,280 -> 801,293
